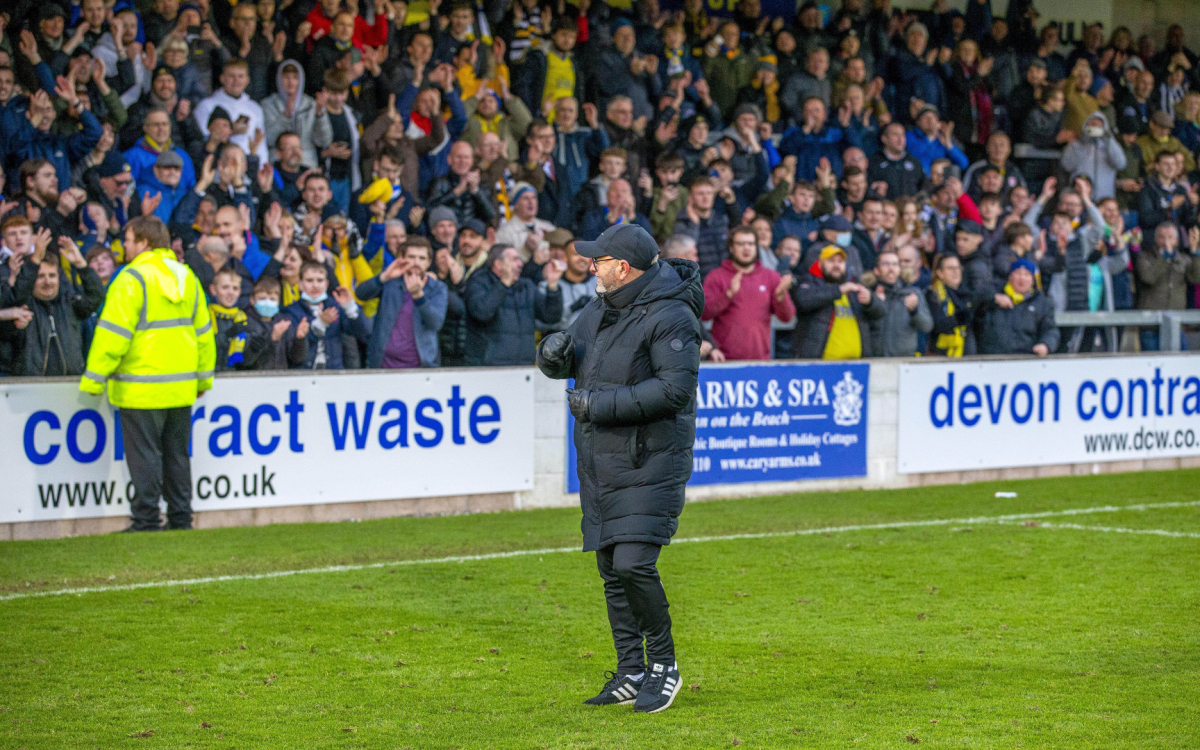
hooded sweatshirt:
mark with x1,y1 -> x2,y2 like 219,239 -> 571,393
702,259 -> 796,360
262,60 -> 335,169
1060,111 -> 1127,200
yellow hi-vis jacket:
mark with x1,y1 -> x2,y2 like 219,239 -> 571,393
80,248 -> 216,409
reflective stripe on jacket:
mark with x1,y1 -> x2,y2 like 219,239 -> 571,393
80,248 -> 217,409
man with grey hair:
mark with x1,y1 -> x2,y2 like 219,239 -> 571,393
660,234 -> 698,263
660,234 -> 724,361
891,21 -> 946,124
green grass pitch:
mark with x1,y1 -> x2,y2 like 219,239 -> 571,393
2,470 -> 1198,748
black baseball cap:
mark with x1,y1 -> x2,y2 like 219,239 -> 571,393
956,218 -> 984,236
574,223 -> 659,271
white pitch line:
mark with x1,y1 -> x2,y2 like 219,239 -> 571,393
2,500 -> 1197,603
999,520 -> 1200,539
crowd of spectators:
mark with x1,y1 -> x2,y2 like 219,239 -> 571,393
3,0 -> 1200,378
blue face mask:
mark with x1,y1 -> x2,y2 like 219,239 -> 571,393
301,291 -> 328,304
835,232 -> 852,248
254,299 -> 280,318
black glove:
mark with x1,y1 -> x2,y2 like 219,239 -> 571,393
538,331 -> 574,374
347,239 -> 363,259
566,388 -> 591,423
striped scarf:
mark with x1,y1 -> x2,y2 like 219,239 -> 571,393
209,304 -> 247,367
931,280 -> 965,357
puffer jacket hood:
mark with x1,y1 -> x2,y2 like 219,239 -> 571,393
630,257 -> 704,320
1079,110 -> 1113,141
275,59 -> 306,103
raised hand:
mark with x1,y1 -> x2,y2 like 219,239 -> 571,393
33,228 -> 53,262
254,161 -> 273,195
331,286 -> 355,308
141,190 -> 163,216
404,268 -> 428,297
58,236 -> 85,268
19,29 -> 41,64
263,201 -> 283,238
271,318 -> 292,341
727,269 -> 743,298
295,316 -> 310,338
774,274 -> 791,301
318,304 -> 339,325
142,41 -> 157,72
198,154 -> 217,191
542,257 -> 564,288
381,256 -> 412,281
1039,176 -> 1057,202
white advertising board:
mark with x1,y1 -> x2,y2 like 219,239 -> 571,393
1,369 -> 536,523
897,356 -> 1200,473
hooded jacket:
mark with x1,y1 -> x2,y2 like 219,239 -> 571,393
791,258 -> 883,359
80,248 -> 216,409
536,258 -> 703,552
262,61 -> 335,170
1060,111 -> 1127,200
702,259 -> 795,360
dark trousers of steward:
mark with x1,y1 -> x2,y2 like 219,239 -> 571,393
597,542 -> 675,673
122,406 -> 194,529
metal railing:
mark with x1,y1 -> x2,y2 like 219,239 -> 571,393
1054,310 -> 1200,352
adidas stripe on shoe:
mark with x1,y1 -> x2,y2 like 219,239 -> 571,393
584,671 -> 644,706
634,662 -> 681,713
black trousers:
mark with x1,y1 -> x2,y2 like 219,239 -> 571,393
121,407 -> 194,529
596,542 -> 674,673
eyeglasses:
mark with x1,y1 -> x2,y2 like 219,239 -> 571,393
590,256 -> 620,269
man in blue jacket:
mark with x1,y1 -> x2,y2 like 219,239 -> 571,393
124,108 -> 197,192
15,88 -> 103,192
906,105 -> 969,175
779,97 -> 862,181
356,238 -> 449,368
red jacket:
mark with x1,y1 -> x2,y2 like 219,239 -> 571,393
701,259 -> 796,360
304,7 -> 390,52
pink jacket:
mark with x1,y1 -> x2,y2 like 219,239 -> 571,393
701,259 -> 796,360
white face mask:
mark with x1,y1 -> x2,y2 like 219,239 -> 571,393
835,232 -> 852,248
1084,125 -> 1105,138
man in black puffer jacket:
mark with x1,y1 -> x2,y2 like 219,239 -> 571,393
976,259 -> 1060,356
463,244 -> 563,366
537,223 -> 702,715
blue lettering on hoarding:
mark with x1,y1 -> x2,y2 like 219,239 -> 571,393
20,384 -> 502,465
209,405 -> 243,456
930,367 -> 1200,428
24,410 -> 61,465
414,399 -> 444,447
566,363 -> 869,492
248,404 -> 281,455
66,410 -> 106,463
470,396 -> 501,444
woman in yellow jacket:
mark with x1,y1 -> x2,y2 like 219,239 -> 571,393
80,216 -> 216,532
